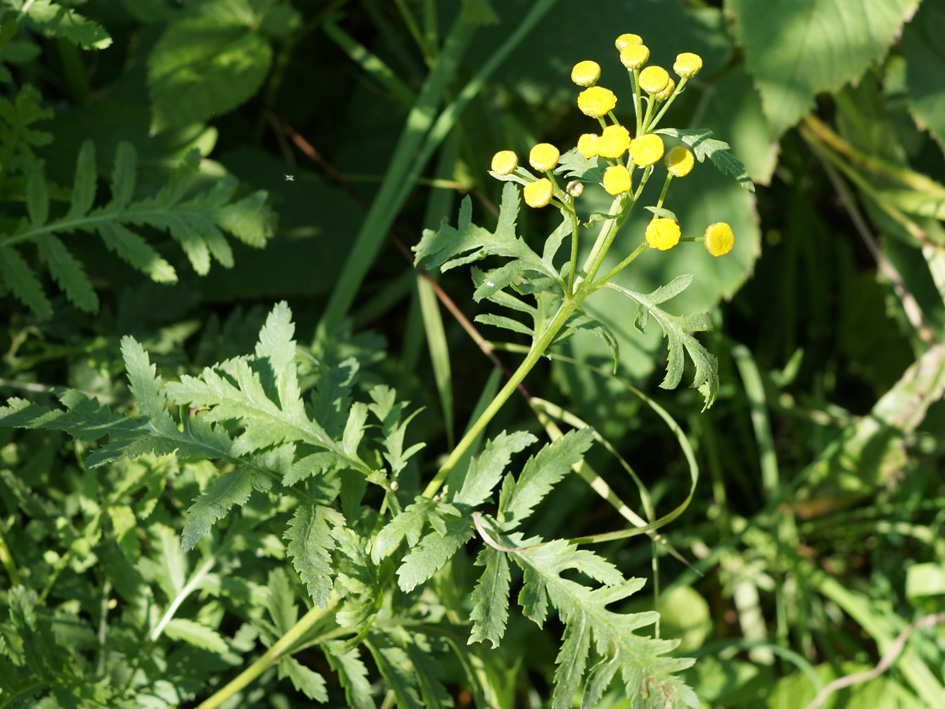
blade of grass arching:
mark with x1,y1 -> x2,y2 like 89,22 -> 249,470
418,278 -> 454,449
527,397 -> 693,570
315,16 -> 476,343
389,0 -> 561,216
392,0 -> 433,64
322,16 -> 416,105
731,343 -> 798,661
415,134 -> 461,449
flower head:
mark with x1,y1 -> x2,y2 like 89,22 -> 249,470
491,150 -> 518,176
571,60 -> 601,87
615,33 -> 643,50
619,45 -> 650,70
567,181 -> 584,198
529,143 -> 560,172
577,86 -> 617,118
629,134 -> 664,166
602,165 -> 632,195
665,145 -> 694,177
523,178 -> 553,208
704,222 -> 735,256
577,133 -> 600,159
639,65 -> 670,94
646,218 -> 681,251
597,124 -> 630,159
652,77 -> 675,101
674,52 -> 703,79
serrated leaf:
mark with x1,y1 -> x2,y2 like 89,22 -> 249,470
452,430 -> 537,507
282,658 -> 328,702
413,183 -> 559,286
498,428 -> 595,527
120,337 -> 177,434
181,467 -> 258,551
474,313 -> 534,336
26,168 -> 48,226
607,279 -> 719,410
98,221 -> 178,283
163,618 -> 228,654
325,643 -> 376,709
555,147 -> 603,183
366,636 -> 423,709
66,140 -> 97,219
371,498 -> 437,564
0,245 -> 51,319
267,567 -> 298,634
19,0 -> 113,49
285,504 -> 343,607
477,518 -> 698,709
111,141 -> 136,210
36,234 -> 98,312
468,547 -> 511,647
657,128 -> 754,192
729,0 -> 919,138
148,16 -> 272,132
397,514 -> 474,592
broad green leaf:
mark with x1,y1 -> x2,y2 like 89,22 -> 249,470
163,618 -> 228,654
452,431 -> 537,507
498,428 -> 595,527
0,245 -> 51,319
728,0 -> 920,138
607,277 -> 719,410
397,515 -> 474,592
148,16 -> 272,132
36,234 -> 98,312
468,547 -> 511,647
903,2 -> 945,153
284,504 -> 343,607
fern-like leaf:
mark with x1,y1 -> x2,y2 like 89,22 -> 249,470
16,0 -> 113,49
657,127 -> 754,193
284,503 -> 345,606
608,276 -> 719,410
2,139 -> 274,317
473,520 -> 698,709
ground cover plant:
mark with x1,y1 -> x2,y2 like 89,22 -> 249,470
1,1 -> 944,707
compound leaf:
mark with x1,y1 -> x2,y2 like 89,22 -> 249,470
285,503 -> 344,607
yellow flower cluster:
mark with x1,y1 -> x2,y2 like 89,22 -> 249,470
484,33 -> 733,260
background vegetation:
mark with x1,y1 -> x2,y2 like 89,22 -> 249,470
1,0 -> 945,707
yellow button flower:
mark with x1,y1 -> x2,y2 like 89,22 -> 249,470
639,65 -> 670,94
646,218 -> 681,251
571,60 -> 601,87
674,52 -> 703,78
602,165 -> 632,195
597,124 -> 630,159
704,222 -> 735,256
523,178 -> 553,208
529,143 -> 560,172
629,134 -> 664,166
665,145 -> 694,177
491,150 -> 518,176
619,45 -> 649,70
652,77 -> 675,101
615,33 -> 643,50
577,86 -> 617,118
577,133 -> 600,159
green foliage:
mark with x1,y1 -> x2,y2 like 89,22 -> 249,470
3,0 -> 945,707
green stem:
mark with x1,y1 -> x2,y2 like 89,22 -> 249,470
421,296 -> 582,498
567,207 -> 580,294
0,526 -> 21,586
195,598 -> 338,709
592,241 -> 648,286
646,77 -> 688,132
